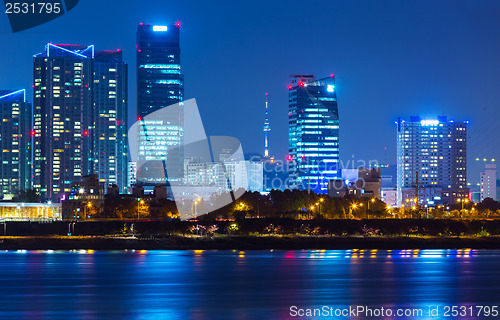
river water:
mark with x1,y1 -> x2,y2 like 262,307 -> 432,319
0,249 -> 499,319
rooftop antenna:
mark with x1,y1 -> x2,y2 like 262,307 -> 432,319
263,92 -> 271,158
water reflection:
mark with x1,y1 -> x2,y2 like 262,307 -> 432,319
0,249 -> 498,319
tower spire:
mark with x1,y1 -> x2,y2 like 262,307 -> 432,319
263,93 -> 271,158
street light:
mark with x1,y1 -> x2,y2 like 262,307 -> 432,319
308,205 -> 314,219
138,199 -> 144,220
84,202 -> 92,220
350,203 -> 358,216
316,198 -> 324,215
367,198 -> 375,208
193,198 -> 201,217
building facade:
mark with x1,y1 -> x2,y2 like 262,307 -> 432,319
185,160 -> 264,193
327,168 -> 381,199
93,50 -> 128,193
33,44 -> 128,202
62,174 -> 105,220
0,89 -> 32,200
381,188 -> 398,208
480,164 -> 497,201
136,23 -> 184,189
288,74 -> 340,193
0,202 -> 61,221
396,116 -> 468,206
33,44 -> 94,202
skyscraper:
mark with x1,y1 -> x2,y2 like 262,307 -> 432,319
136,23 -> 184,188
34,43 -> 129,201
137,23 -> 183,117
93,50 -> 128,193
288,74 -> 340,193
0,89 -> 32,200
33,44 -> 94,201
480,164 -> 497,201
396,116 -> 468,206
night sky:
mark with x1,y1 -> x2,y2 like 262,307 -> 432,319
0,0 -> 499,184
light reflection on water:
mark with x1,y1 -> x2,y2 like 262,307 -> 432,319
0,249 -> 499,320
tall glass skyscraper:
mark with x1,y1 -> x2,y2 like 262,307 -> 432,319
0,89 -> 32,200
137,23 -> 183,117
93,50 -> 128,193
288,74 -> 340,193
136,23 -> 184,188
34,44 -> 129,201
396,116 -> 468,206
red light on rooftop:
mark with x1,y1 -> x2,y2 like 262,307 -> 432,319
330,73 -> 334,77
138,116 -> 142,121
298,82 -> 304,87
140,22 -> 143,26
288,84 -> 293,90
287,155 -> 293,161
175,21 -> 181,27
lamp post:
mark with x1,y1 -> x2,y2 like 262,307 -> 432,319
350,203 -> 357,217
84,202 -> 92,220
366,198 -> 375,218
457,198 -> 469,218
318,198 -> 324,216
138,199 -> 144,220
193,198 -> 201,217
368,198 -> 375,210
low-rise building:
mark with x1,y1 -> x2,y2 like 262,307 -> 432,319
381,188 -> 398,208
0,202 -> 61,221
328,168 -> 381,199
62,175 -> 105,220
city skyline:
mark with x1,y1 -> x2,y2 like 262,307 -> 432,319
1,4 -> 500,320
0,0 -> 499,186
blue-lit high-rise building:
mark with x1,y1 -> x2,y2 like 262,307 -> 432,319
93,50 -> 128,193
33,44 -> 129,201
396,116 -> 468,206
33,44 -> 94,201
0,89 -> 32,200
288,74 -> 340,193
137,23 -> 183,117
136,23 -> 184,188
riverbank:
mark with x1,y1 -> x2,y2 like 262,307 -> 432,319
1,235 -> 500,250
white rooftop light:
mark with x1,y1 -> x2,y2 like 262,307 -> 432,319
153,26 -> 168,32
420,119 -> 439,126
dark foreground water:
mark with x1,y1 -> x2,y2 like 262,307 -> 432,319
0,249 -> 499,320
